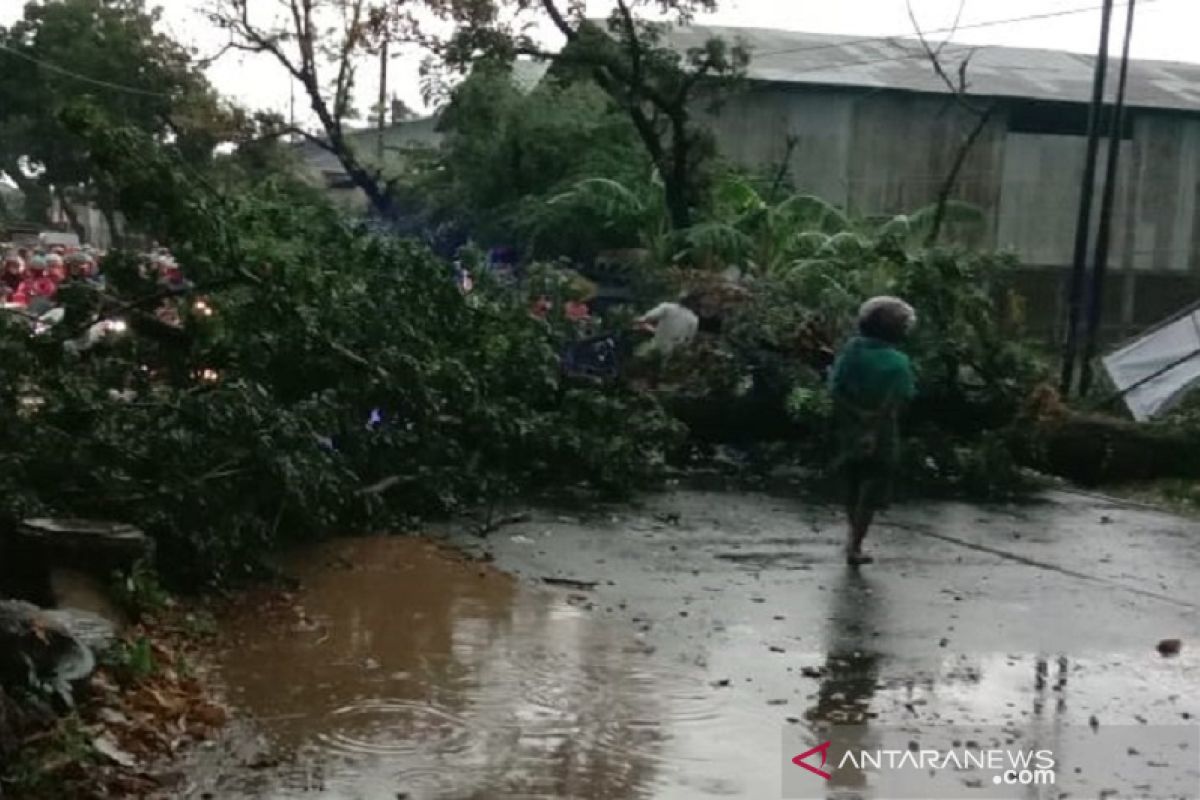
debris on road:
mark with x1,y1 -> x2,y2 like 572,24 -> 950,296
542,577 -> 600,591
1156,639 -> 1182,657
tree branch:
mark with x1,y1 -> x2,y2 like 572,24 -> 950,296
905,0 -> 984,114
332,0 -> 366,125
540,0 -> 576,41
906,0 -> 994,245
614,0 -> 643,86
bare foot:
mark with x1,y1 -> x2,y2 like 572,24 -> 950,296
846,552 -> 875,567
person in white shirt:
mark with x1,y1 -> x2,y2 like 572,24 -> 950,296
635,301 -> 700,357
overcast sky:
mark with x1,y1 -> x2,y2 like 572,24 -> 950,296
2,0 -> 1197,125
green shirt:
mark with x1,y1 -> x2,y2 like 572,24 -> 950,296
829,336 -> 916,411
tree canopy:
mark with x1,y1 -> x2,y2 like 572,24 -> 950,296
0,0 -> 244,236
416,63 -> 652,257
442,0 -> 750,230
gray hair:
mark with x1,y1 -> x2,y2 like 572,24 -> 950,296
857,296 -> 917,342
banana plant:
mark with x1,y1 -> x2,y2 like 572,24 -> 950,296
532,172 -> 680,267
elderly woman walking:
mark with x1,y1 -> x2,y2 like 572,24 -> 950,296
829,297 -> 918,566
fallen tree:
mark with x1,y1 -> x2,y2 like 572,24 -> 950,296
0,109 -> 683,589
1008,386 -> 1200,486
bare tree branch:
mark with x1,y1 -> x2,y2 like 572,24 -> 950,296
540,0 -> 575,40
332,0 -> 365,125
934,0 -> 967,59
906,0 -> 995,245
209,0 -> 395,216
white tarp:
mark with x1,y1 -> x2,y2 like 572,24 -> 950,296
1103,303 -> 1200,421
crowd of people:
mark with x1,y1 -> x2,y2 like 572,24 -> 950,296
1,244 -> 106,310
0,240 -> 196,357
0,243 -> 193,310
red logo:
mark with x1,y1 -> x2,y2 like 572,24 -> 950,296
793,740 -> 833,780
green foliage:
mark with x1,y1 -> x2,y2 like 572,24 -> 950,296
0,111 -> 682,587
784,385 -> 832,424
719,222 -> 1047,495
103,637 -> 157,685
111,561 -> 169,621
2,714 -> 98,796
442,1 -> 749,231
537,174 -> 670,260
417,66 -> 653,257
0,0 -> 247,230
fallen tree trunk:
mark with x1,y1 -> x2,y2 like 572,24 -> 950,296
662,391 -> 804,444
1007,389 -> 1200,486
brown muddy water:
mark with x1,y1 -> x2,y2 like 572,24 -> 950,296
182,488 -> 1200,800
195,537 -> 728,799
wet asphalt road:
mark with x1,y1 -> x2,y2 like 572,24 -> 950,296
183,484 -> 1200,800
455,485 -> 1200,798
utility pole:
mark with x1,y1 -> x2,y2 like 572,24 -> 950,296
1060,0 -> 1116,397
377,38 -> 388,161
1080,0 -> 1138,395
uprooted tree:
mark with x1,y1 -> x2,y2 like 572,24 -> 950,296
0,102 -> 684,587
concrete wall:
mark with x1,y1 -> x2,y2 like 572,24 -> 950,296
703,83 -> 1200,340
706,85 -> 1006,227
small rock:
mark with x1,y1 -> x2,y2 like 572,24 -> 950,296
1089,715 -> 1100,731
1156,639 -> 1182,657
769,646 -> 786,654
800,666 -> 824,679
939,638 -> 949,648
712,679 -> 731,688
767,699 -> 788,706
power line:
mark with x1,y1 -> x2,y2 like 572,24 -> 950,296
0,41 -> 172,98
749,0 -> 1164,60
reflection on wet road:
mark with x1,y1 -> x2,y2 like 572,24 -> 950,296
188,489 -> 1200,799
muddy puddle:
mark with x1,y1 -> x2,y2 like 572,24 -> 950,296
193,537 -> 739,799
185,489 -> 1200,799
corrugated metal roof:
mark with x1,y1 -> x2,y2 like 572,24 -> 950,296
666,25 -> 1200,114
